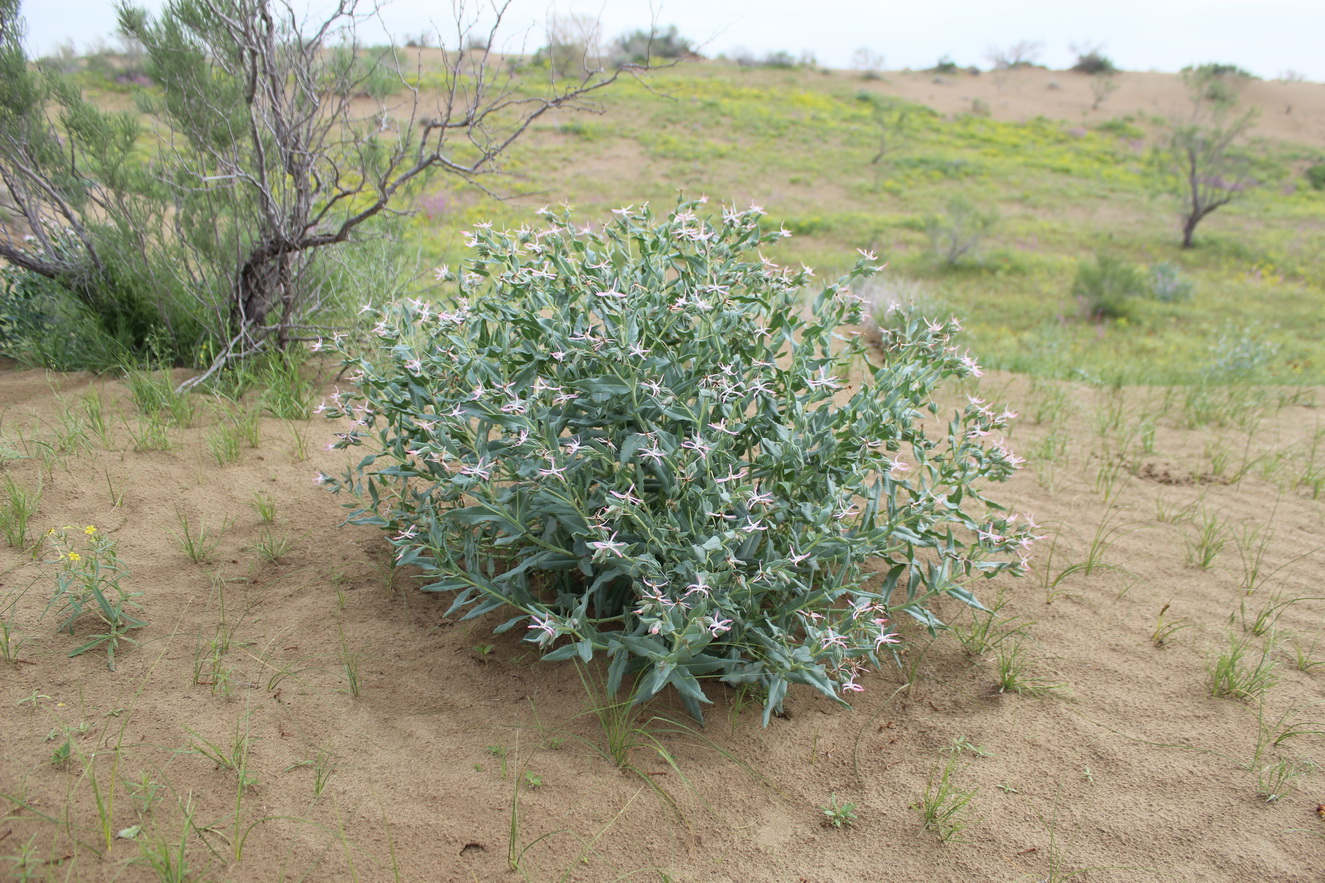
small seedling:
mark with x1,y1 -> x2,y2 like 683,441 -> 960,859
522,770 -> 543,789
943,735 -> 993,757
1256,757 -> 1318,803
821,793 -> 858,829
486,744 -> 510,778
250,491 -> 277,525
167,510 -> 224,564
1151,602 -> 1190,648
914,756 -> 977,842
1208,633 -> 1278,701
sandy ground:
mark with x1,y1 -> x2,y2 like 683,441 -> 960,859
0,363 -> 1323,882
868,66 -> 1325,145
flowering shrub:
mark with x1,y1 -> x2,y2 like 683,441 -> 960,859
321,201 -> 1034,723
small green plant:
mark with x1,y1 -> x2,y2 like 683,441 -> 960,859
1149,262 -> 1193,303
1255,757 -> 1317,803
947,593 -> 1033,656
252,528 -> 295,564
821,793 -> 858,828
914,755 -> 977,842
993,641 -> 1065,696
925,196 -> 999,268
1208,633 -> 1278,701
167,510 -> 224,564
134,793 -> 194,881
1150,602 -> 1190,648
486,744 -> 510,778
521,769 -> 543,789
944,735 -> 993,757
337,624 -> 362,697
1185,508 -> 1229,569
1073,253 -> 1148,321
0,583 -> 28,663
287,744 -> 338,801
204,421 -> 242,466
250,491 -> 277,525
0,474 -> 42,549
43,525 -> 145,669
128,771 -> 163,816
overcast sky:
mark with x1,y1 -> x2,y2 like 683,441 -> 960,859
19,0 -> 1325,82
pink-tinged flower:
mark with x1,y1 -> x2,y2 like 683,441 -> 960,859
874,629 -> 901,650
714,467 -> 749,485
960,352 -> 984,377
536,458 -> 567,479
841,676 -> 864,694
684,580 -> 712,598
707,617 -> 733,637
747,490 -> 775,508
834,502 -> 860,521
528,614 -> 558,646
977,525 -> 1005,545
309,339 -> 324,353
820,630 -> 849,651
313,473 -> 328,485
594,289 -> 627,300
459,458 -> 493,480
608,486 -> 644,507
393,525 -> 419,541
638,444 -> 665,463
888,459 -> 909,475
434,264 -> 449,281
628,343 -> 650,358
788,549 -> 810,564
681,435 -> 712,459
588,533 -> 628,558
856,247 -> 878,261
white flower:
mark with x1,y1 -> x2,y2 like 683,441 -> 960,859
706,617 -> 733,637
588,533 -> 629,559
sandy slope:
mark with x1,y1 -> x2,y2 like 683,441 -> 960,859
0,365 -> 1323,882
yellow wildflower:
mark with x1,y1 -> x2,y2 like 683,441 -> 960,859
84,525 -> 97,535
67,551 -> 81,562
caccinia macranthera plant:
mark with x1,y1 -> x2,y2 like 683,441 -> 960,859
321,200 -> 1035,723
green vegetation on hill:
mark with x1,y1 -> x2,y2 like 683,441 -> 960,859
414,63 -> 1325,385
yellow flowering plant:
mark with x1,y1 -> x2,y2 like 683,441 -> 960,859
44,525 -> 144,670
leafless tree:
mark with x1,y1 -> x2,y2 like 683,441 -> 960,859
1159,73 -> 1258,248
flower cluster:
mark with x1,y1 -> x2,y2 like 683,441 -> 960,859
321,200 -> 1035,723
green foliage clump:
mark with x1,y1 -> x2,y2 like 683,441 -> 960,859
1149,262 -> 1194,303
610,25 -> 692,66
1073,254 -> 1149,320
1305,163 -> 1325,191
925,197 -> 999,268
323,202 -> 1034,723
1072,51 -> 1117,76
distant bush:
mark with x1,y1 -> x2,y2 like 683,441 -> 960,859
924,197 -> 999,268
1149,262 -> 1194,303
1073,254 -> 1149,320
1184,62 -> 1256,80
1305,163 -> 1325,191
1072,50 -> 1117,76
610,25 -> 692,66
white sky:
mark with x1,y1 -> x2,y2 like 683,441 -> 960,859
19,0 -> 1325,82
